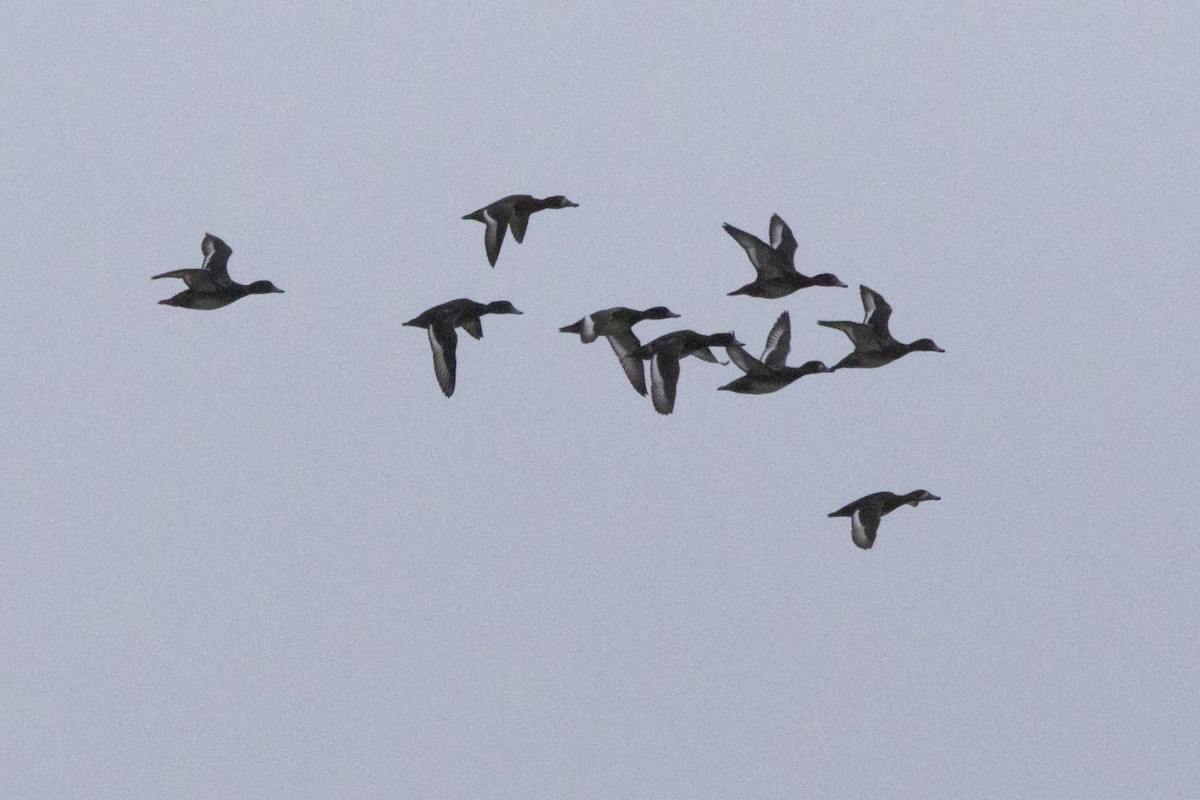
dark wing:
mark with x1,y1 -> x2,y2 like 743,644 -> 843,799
726,345 -> 765,375
723,224 -> 792,279
461,317 -> 483,340
860,285 -> 893,336
508,211 -> 530,244
769,214 -> 798,263
482,206 -> 511,267
762,311 -> 791,368
851,506 -> 882,549
151,269 -> 221,291
818,320 -> 883,351
201,234 -> 233,284
649,352 -> 681,414
687,347 -> 724,364
606,329 -> 647,395
427,323 -> 458,397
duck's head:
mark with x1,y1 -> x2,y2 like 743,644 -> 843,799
246,280 -> 285,294
798,360 -> 832,376
546,195 -> 579,208
485,300 -> 523,315
705,332 -> 743,348
905,490 -> 941,507
811,273 -> 848,288
641,306 -> 681,320
909,338 -> 944,353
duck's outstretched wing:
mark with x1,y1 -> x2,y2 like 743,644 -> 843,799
723,224 -> 791,279
687,347 -> 726,365
427,323 -> 458,397
818,320 -> 883,351
201,234 -> 233,284
860,285 -> 893,336
606,330 -> 647,396
649,352 -> 681,414
762,311 -> 791,368
851,506 -> 882,549
477,206 -> 511,267
461,317 -> 483,340
769,214 -> 798,263
151,269 -> 221,291
726,345 -> 765,375
508,211 -> 530,244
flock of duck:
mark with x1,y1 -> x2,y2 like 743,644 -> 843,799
153,194 -> 942,549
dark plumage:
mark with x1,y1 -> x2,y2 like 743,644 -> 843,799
153,233 -> 283,310
632,330 -> 742,415
559,306 -> 681,396
403,299 -> 523,397
723,214 -> 846,298
719,311 -> 830,394
819,285 -> 944,370
828,490 -> 940,549
462,194 -> 579,267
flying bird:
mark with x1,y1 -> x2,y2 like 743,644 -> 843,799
559,306 -> 681,396
723,214 -> 846,298
153,233 -> 283,309
819,285 -> 943,370
828,490 -> 940,549
403,299 -> 523,397
632,330 -> 742,415
462,194 -> 579,267
719,311 -> 830,394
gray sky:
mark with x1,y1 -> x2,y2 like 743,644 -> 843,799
2,2 -> 1197,797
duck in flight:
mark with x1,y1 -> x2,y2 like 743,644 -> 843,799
463,194 -> 579,267
719,311 -> 830,394
403,299 -> 523,397
819,285 -> 944,370
828,490 -> 940,550
559,306 -> 681,396
632,330 -> 742,415
153,233 -> 284,309
723,214 -> 846,298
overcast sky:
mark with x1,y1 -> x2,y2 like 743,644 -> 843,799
2,2 -> 1197,797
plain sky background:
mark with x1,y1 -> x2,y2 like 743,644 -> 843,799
2,2 -> 1197,797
